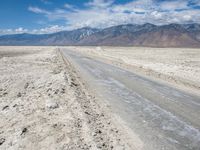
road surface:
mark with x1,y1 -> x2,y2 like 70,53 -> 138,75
61,48 -> 200,150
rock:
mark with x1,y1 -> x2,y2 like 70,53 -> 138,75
52,123 -> 58,128
96,129 -> 102,134
71,82 -> 78,87
21,127 -> 28,135
61,88 -> 65,94
17,92 -> 22,97
2,105 -> 9,111
0,138 -> 5,145
102,142 -> 106,147
54,89 -> 59,95
52,68 -> 61,74
46,99 -> 59,109
84,111 -> 90,115
24,82 -> 29,89
64,73 -> 68,82
13,104 -> 18,108
47,88 -> 52,92
3,92 -> 8,96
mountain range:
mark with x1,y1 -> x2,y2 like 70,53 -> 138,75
1,23 -> 200,47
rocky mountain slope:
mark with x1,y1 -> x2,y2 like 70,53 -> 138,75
1,23 -> 200,47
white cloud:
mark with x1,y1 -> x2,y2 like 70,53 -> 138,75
15,27 -> 28,32
64,4 -> 75,10
0,25 -> 70,35
27,0 -> 200,29
41,0 -> 52,5
28,6 -> 50,15
31,25 -> 68,34
159,0 -> 189,11
0,27 -> 28,35
1,0 -> 200,35
86,0 -> 114,8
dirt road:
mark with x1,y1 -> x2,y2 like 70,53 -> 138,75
68,46 -> 200,92
61,48 -> 200,150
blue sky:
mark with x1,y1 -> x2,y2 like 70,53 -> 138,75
0,0 -> 200,35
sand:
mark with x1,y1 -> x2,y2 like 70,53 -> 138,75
0,46 -> 137,150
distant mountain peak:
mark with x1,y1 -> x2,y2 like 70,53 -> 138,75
0,23 -> 200,47
142,23 -> 156,26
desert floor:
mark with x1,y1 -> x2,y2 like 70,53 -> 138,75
0,46 -> 136,150
1,46 -> 200,150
